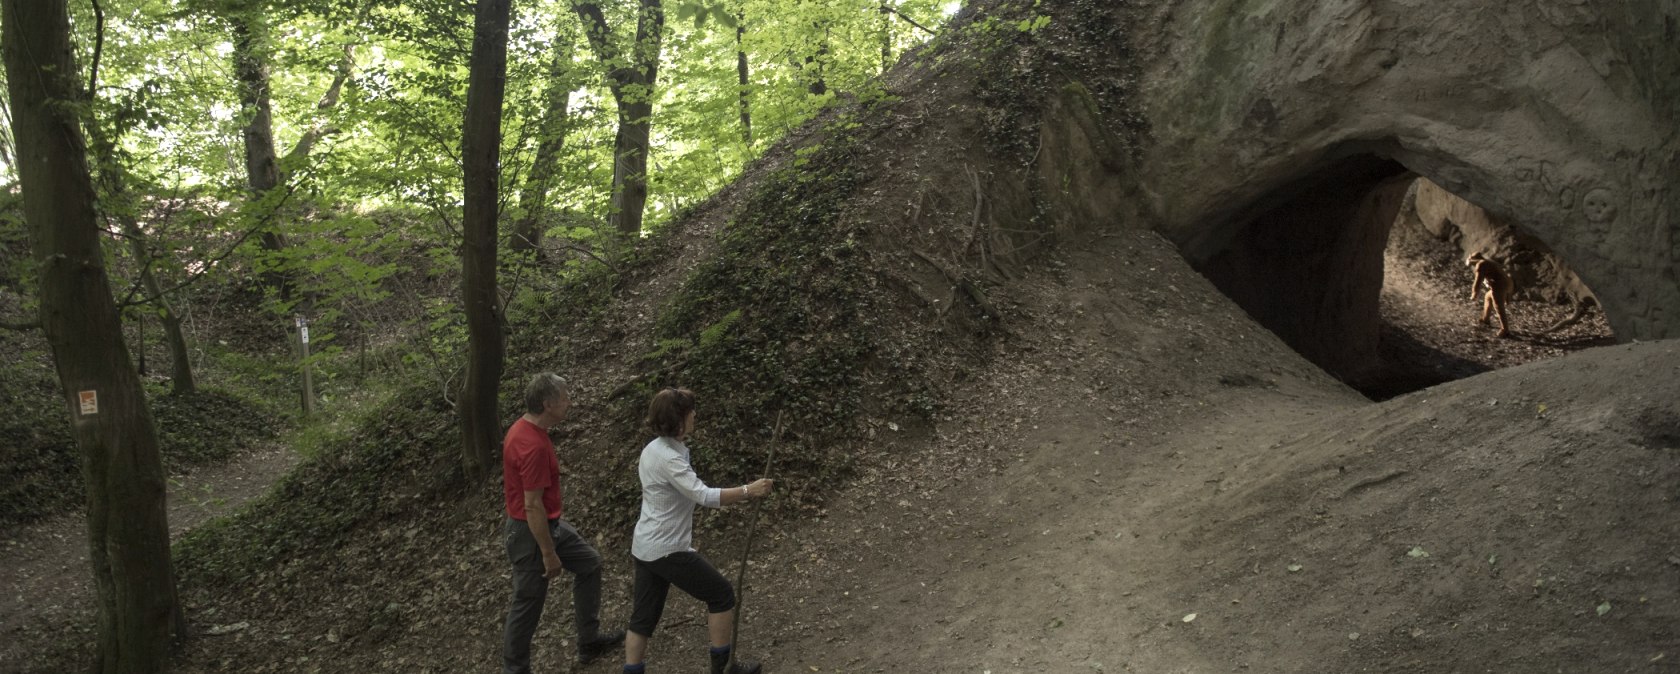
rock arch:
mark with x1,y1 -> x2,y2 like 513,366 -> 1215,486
1093,0 -> 1679,378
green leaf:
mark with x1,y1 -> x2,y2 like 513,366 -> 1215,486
710,8 -> 739,30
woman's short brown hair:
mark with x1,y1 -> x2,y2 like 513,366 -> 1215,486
646,387 -> 696,437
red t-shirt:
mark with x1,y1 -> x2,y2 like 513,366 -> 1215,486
503,417 -> 562,521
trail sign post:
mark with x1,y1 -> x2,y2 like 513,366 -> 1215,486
296,314 -> 315,417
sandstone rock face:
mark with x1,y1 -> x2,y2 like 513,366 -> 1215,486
1393,178 -> 1599,308
1100,0 -> 1677,379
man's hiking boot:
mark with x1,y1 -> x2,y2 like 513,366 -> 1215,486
710,649 -> 762,674
577,629 -> 626,664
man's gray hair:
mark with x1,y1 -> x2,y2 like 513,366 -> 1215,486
524,372 -> 569,414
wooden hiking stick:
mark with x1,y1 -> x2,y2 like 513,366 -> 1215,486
729,410 -> 784,670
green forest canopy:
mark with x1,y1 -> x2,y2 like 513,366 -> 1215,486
0,0 -> 952,333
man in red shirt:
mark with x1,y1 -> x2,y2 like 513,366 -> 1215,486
502,373 -> 624,673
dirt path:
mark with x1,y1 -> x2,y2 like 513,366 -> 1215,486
21,226 -> 1660,673
718,229 -> 1369,671
1373,241 -> 1616,389
0,441 -> 299,657
725,229 -> 1676,673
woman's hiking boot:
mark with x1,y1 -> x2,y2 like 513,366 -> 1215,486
709,648 -> 762,674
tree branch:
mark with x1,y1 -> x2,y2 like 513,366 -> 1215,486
0,317 -> 40,331
88,0 -> 106,95
113,181 -> 301,309
571,1 -> 619,71
280,2 -> 371,179
280,62 -> 349,170
882,5 -> 936,36
571,0 -> 660,93
556,243 -> 619,274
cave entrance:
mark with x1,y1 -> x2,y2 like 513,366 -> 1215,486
1191,153 -> 1614,400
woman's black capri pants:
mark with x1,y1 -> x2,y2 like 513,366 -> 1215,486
628,551 -> 736,637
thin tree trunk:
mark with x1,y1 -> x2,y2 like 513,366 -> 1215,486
87,116 -> 197,395
573,0 -> 663,235
807,33 -> 829,96
879,0 -> 892,74
2,2 -> 178,672
230,9 -> 290,300
0,93 -> 14,167
509,30 -> 573,254
128,227 -> 196,395
803,6 -> 829,96
133,309 -> 146,376
736,16 -> 752,146
460,0 -> 511,478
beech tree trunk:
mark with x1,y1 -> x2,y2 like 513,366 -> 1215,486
509,30 -> 574,254
2,1 -> 179,671
736,17 -> 752,146
226,4 -> 361,304
802,6 -> 829,96
612,98 -> 655,235
460,0 -> 512,477
230,9 -> 291,300
574,0 -> 664,236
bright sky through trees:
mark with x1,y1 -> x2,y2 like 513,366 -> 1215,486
1,0 -> 951,226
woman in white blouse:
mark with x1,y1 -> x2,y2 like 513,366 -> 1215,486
621,387 -> 774,674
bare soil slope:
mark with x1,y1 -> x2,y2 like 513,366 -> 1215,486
135,226 -> 1667,674
13,150 -> 1672,674
733,229 -> 1677,673
19,215 -> 1655,674
1177,342 -> 1678,672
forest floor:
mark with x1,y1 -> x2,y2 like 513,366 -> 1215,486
0,439 -> 300,661
724,229 -> 1672,674
4,225 -> 1657,674
1367,238 -> 1617,399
